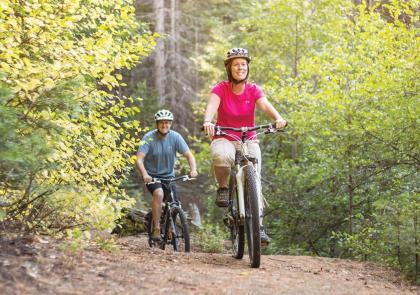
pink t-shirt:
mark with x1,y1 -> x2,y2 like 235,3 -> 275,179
211,80 -> 264,140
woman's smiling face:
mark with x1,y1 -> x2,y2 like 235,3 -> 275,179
230,58 -> 248,81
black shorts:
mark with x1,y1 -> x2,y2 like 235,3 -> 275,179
145,182 -> 177,202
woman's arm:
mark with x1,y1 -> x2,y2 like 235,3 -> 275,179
203,93 -> 221,136
256,97 -> 287,128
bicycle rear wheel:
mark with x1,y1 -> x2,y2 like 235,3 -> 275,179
244,165 -> 261,268
169,206 -> 190,252
229,172 -> 244,259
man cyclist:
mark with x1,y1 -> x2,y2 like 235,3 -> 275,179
136,109 -> 198,241
202,48 -> 287,245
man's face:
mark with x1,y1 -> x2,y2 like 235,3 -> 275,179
156,120 -> 172,134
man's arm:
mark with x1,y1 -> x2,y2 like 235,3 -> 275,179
183,150 -> 198,178
256,97 -> 287,128
136,151 -> 152,182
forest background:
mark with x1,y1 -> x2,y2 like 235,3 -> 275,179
0,0 -> 418,283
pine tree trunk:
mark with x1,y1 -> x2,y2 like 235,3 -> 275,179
414,213 -> 418,280
154,0 -> 165,104
169,0 -> 177,109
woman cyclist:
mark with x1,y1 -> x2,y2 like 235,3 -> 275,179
202,48 -> 287,245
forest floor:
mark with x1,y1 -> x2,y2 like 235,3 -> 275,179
0,233 -> 418,295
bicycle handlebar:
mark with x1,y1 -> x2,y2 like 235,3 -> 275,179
202,122 -> 287,133
146,175 -> 196,185
216,123 -> 285,132
213,123 -> 287,137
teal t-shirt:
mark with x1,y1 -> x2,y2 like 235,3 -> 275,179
138,130 -> 189,178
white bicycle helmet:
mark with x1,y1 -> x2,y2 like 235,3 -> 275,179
224,47 -> 251,65
154,109 -> 174,121
224,47 -> 251,83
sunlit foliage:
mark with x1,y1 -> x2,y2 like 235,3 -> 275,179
198,0 -> 418,281
0,0 -> 156,233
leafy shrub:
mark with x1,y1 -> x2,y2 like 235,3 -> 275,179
194,222 -> 228,253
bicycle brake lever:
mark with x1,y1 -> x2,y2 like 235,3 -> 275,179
215,129 -> 227,136
147,178 -> 161,184
264,126 -> 276,134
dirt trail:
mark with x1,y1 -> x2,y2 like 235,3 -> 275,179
0,234 -> 418,295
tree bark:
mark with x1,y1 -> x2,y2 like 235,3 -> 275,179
153,0 -> 165,104
413,212 -> 418,280
169,0 -> 177,108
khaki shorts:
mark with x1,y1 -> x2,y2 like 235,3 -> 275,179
210,138 -> 261,173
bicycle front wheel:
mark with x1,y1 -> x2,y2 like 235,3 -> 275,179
169,206 -> 190,252
229,171 -> 244,259
146,211 -> 158,248
244,165 -> 261,268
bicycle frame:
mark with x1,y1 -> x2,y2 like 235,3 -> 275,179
215,124 -> 279,222
146,175 -> 195,252
214,123 -> 284,267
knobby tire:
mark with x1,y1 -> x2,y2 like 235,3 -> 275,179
244,165 -> 261,268
170,206 -> 190,252
146,211 -> 159,248
161,209 -> 172,250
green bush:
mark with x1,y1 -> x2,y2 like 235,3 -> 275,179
195,222 -> 227,253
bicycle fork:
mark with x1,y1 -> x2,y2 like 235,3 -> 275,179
254,163 -> 264,224
236,163 -> 264,224
236,164 -> 245,221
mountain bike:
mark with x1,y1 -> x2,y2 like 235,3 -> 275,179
146,175 -> 194,252
216,123 -> 284,268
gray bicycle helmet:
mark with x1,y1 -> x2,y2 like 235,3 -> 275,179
154,109 -> 174,121
224,47 -> 251,65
